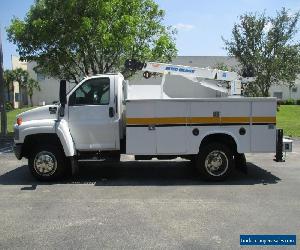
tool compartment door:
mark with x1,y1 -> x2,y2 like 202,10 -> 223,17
155,101 -> 188,154
251,100 -> 277,152
126,101 -> 156,155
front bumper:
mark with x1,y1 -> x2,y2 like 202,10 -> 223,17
13,143 -> 23,160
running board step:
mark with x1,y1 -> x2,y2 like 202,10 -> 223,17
78,159 -> 106,162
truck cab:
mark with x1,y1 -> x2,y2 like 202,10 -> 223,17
14,74 -> 125,179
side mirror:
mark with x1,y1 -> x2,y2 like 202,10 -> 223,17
59,80 -> 67,107
59,80 -> 67,117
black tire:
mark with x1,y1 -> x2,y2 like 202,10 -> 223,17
196,142 -> 234,181
28,144 -> 67,181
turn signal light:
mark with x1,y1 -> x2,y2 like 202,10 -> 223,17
17,117 -> 22,126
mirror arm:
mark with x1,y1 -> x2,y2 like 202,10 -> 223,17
59,104 -> 65,117
59,79 -> 67,117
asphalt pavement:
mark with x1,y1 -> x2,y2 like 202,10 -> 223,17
0,140 -> 299,249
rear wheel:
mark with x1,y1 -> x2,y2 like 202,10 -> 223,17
196,143 -> 234,181
28,144 -> 67,181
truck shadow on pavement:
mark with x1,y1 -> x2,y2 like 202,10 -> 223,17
0,161 -> 281,188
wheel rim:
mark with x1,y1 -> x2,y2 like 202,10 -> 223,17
34,151 -> 57,176
204,150 -> 228,177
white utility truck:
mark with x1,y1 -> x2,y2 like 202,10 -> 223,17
13,60 -> 288,181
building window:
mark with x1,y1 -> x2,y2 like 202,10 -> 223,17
37,72 -> 45,81
292,87 -> 297,93
273,92 -> 283,99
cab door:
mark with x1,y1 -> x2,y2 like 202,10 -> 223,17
67,76 -> 118,151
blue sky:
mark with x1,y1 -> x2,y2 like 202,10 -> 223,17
1,0 -> 300,69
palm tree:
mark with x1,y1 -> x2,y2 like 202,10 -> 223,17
3,69 -> 15,104
13,68 -> 29,106
26,78 -> 41,106
13,68 -> 29,84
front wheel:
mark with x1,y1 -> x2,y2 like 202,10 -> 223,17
28,144 -> 67,181
196,143 -> 234,181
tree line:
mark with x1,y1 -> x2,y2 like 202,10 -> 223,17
5,1 -> 300,97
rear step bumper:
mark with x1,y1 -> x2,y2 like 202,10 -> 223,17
275,129 -> 293,162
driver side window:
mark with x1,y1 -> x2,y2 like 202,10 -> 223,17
69,78 -> 110,106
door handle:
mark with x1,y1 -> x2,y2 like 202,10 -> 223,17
109,107 -> 114,118
49,107 -> 57,114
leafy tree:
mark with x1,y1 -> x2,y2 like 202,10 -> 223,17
3,70 -> 15,103
214,62 -> 238,72
214,62 -> 230,72
223,8 -> 300,97
7,0 -> 177,83
25,78 -> 41,106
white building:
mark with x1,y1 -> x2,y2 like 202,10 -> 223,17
11,55 -> 75,108
10,55 -> 300,107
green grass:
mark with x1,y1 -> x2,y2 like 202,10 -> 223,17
277,105 -> 300,138
2,105 -> 300,138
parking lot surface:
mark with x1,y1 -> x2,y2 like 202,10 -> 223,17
0,140 -> 299,249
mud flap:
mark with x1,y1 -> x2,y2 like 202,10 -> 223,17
275,129 -> 284,162
235,153 -> 247,174
70,156 -> 79,176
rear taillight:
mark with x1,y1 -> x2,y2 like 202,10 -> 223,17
17,117 -> 22,126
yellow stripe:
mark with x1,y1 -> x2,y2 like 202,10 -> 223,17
221,117 -> 250,123
189,117 -> 220,123
126,116 -> 276,125
252,116 -> 276,123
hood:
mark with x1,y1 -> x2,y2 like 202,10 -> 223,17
17,105 -> 59,122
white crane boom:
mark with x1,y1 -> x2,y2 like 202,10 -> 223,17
141,61 -> 244,97
143,62 -> 238,82
124,59 -> 252,98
